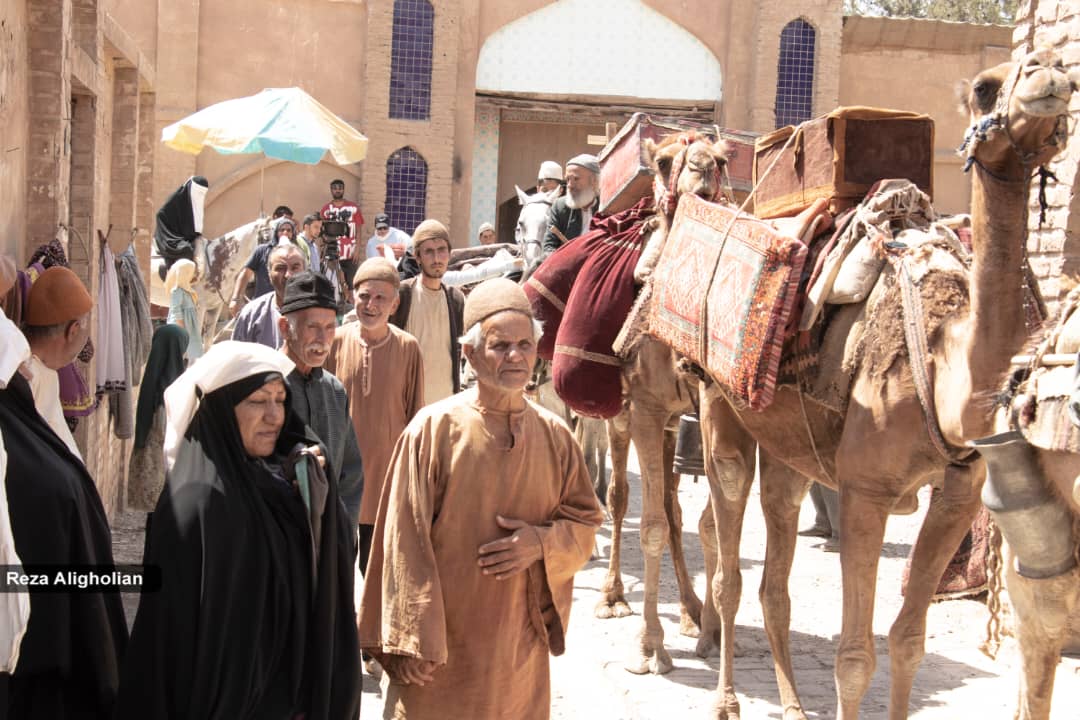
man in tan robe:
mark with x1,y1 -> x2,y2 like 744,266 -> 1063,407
325,257 -> 424,571
358,278 -> 603,720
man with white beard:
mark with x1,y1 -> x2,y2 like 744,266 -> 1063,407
277,271 -> 364,527
541,154 -> 600,257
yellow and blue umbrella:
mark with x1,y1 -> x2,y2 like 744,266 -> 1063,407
161,87 -> 368,165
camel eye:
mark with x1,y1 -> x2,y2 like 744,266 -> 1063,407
973,81 -> 996,104
656,157 -> 672,172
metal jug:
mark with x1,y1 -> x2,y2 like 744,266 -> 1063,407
673,413 -> 705,478
974,430 -> 1076,579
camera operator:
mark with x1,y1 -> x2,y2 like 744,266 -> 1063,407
320,212 -> 353,310
320,179 -> 362,283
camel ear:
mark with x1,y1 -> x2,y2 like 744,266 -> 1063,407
712,138 -> 734,165
955,80 -> 973,116
546,185 -> 563,201
516,185 -> 529,205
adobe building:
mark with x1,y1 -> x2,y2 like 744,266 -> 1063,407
1,0 -> 157,515
1014,0 -> 1080,304
0,0 -> 1025,513
144,0 -> 1011,247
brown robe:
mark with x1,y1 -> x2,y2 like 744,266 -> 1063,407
325,323 -> 424,525
358,390 -> 603,720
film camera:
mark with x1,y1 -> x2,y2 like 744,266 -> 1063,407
320,208 -> 354,262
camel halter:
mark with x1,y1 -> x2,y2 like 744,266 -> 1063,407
653,132 -> 724,216
957,60 -> 1069,183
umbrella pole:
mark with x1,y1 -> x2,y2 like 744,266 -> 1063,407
259,161 -> 265,219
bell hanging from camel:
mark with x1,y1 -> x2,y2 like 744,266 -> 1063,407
673,413 -> 705,479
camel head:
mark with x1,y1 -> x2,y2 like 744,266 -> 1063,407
959,49 -> 1079,178
644,131 -> 732,218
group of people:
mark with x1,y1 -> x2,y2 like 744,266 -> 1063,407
0,145 -> 611,719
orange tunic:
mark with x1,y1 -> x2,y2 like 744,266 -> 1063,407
358,390 -> 603,720
325,323 -> 424,525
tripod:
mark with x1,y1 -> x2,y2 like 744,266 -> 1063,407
318,234 -> 353,313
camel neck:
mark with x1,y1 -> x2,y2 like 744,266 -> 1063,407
965,164 -> 1031,403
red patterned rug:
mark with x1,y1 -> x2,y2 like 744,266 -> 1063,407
647,194 -> 807,411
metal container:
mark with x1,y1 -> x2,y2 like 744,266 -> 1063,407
974,431 -> 1077,579
673,413 -> 705,477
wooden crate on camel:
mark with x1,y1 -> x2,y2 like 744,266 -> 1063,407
645,193 -> 808,411
598,113 -> 757,215
752,106 -> 934,220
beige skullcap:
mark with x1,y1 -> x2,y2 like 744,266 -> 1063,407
352,257 -> 400,290
25,266 -> 93,326
411,219 -> 450,253
463,278 -> 534,330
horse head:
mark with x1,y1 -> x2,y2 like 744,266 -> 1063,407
515,184 -> 562,271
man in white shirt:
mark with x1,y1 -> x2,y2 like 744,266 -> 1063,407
365,213 -> 412,260
20,266 -> 94,461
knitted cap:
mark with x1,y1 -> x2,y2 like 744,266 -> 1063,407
24,266 -> 93,326
411,219 -> 450,253
566,153 -> 600,175
352,257 -> 401,290
463,278 -> 533,330
538,161 -> 563,182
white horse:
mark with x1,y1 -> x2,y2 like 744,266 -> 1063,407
514,185 -> 561,278
150,217 -> 269,350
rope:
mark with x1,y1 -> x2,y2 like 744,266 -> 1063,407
981,518 -> 1004,659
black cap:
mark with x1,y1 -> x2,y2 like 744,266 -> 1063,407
281,271 -> 337,314
375,213 -> 390,229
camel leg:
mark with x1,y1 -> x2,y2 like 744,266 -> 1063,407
835,484 -> 890,720
664,429 -> 703,636
1002,543 -> 1079,720
758,452 -> 811,720
699,387 -> 756,717
626,407 -> 674,675
697,501 -> 721,657
885,464 -> 981,719
596,412 -> 632,619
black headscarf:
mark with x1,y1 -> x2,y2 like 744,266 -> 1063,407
133,324 -> 189,448
115,372 -> 361,720
154,176 -> 209,266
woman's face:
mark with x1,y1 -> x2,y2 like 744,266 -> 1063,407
234,378 -> 287,457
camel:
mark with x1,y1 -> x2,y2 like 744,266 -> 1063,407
596,132 -> 747,673
674,50 -> 1078,720
150,216 -> 268,350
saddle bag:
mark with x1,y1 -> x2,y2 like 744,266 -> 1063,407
646,194 -> 807,411
598,113 -> 756,215
752,107 -> 934,220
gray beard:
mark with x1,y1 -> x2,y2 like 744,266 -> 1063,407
565,186 -> 596,210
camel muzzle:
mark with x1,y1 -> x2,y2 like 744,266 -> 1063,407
974,430 -> 1077,579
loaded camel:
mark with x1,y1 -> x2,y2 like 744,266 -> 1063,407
684,49 -> 1077,720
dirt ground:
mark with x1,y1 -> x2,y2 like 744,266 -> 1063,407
112,446 -> 1080,718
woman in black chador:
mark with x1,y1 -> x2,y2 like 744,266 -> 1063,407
114,341 -> 361,720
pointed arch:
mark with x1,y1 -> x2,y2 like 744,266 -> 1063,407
389,0 -> 434,120
385,147 -> 428,236
774,18 -> 816,128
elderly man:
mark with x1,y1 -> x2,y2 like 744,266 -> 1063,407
229,216 -> 299,316
358,278 -> 603,719
277,271 -> 364,527
233,243 -> 306,349
325,258 -> 424,573
390,220 -> 465,405
366,213 -> 412,260
541,153 -> 600,256
536,160 -> 563,194
2,270 -> 128,720
21,266 -> 94,461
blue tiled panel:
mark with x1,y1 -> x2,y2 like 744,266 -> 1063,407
386,147 -> 428,235
774,19 -> 816,129
390,0 -> 434,121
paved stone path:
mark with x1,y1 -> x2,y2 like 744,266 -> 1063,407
113,446 -> 1080,718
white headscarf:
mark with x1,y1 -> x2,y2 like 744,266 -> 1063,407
189,177 -> 207,235
163,341 -> 294,471
0,307 -> 29,389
